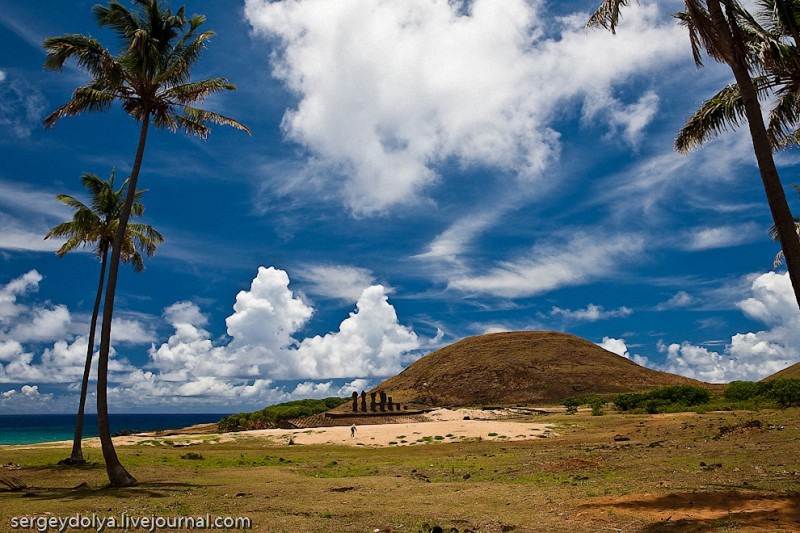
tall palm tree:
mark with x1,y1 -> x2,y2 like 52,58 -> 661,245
45,170 -> 163,465
43,0 -> 249,486
588,0 -> 800,310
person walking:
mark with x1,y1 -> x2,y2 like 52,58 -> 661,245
350,424 -> 357,438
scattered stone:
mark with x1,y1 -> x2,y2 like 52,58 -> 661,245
613,435 -> 630,442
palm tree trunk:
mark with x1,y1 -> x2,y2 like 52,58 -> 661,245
96,115 -> 150,487
709,0 -> 800,310
68,246 -> 108,463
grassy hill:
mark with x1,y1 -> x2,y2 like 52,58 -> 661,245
373,331 -> 705,407
762,361 -> 800,381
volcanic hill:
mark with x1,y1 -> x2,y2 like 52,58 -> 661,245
375,331 -> 705,406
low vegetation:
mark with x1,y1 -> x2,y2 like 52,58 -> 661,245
724,378 -> 800,408
218,397 -> 348,431
559,380 -> 800,415
613,385 -> 711,414
2,408 -> 799,532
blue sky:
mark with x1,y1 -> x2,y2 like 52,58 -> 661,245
1,0 -> 799,414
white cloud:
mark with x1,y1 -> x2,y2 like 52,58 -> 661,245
598,337 -> 629,357
294,285 -> 420,378
582,90 -> 660,147
10,304 -> 71,342
226,266 -> 314,352
164,301 -> 209,328
0,270 -> 41,321
655,291 -> 695,310
551,304 -> 632,322
597,336 -> 651,366
684,223 -> 762,251
0,271 -> 150,384
0,383 -> 53,413
246,0 -> 686,213
297,265 -> 377,301
0,71 -> 47,139
646,272 -> 799,382
449,233 -> 645,298
150,266 -> 421,383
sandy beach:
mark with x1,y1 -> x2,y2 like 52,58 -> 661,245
8,408 -> 555,449
235,408 -> 555,447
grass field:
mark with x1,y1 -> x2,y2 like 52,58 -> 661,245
1,408 -> 799,532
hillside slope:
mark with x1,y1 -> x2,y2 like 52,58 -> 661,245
374,331 -> 705,406
762,361 -> 800,381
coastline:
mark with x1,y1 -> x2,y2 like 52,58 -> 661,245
1,408 -> 555,449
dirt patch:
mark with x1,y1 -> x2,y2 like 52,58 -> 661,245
580,491 -> 800,531
541,456 -> 605,473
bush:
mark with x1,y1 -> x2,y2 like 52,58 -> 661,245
563,397 -> 581,414
588,398 -> 604,416
613,385 -> 710,414
768,379 -> 800,407
218,397 -> 349,432
721,379 -> 800,408
724,381 -> 762,401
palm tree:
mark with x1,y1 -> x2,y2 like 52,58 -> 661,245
45,170 -> 163,465
588,0 -> 800,310
43,0 -> 249,486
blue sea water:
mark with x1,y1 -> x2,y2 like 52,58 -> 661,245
0,413 -> 226,445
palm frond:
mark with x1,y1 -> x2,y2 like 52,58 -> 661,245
43,87 -> 117,128
162,78 -> 237,104
769,81 -> 800,144
180,105 -> 251,135
676,76 -> 773,152
43,34 -> 105,73
587,0 -> 632,34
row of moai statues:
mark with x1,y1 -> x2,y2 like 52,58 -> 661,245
351,390 -> 403,413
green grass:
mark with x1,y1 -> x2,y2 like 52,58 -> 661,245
2,409 -> 799,532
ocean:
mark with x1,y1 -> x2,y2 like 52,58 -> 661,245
0,413 -> 226,445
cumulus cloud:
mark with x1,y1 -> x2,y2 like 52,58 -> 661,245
0,271 -> 154,385
150,267 -> 420,382
628,272 -> 799,382
551,304 -> 632,322
597,337 -> 650,367
448,233 -> 645,297
246,0 -> 685,213
0,383 -> 53,413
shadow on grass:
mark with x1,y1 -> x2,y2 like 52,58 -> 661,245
581,490 -> 800,532
3,481 -> 206,501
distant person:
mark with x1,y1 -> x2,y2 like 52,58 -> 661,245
350,424 -> 357,438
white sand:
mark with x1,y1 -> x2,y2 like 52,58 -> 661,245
4,409 -> 555,450
241,409 -> 554,447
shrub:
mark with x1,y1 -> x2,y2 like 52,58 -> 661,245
724,381 -> 761,401
768,379 -> 800,407
613,385 -> 710,414
563,397 -> 581,414
588,398 -> 605,416
218,397 -> 349,432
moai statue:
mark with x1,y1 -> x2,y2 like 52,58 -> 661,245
387,396 -> 394,412
370,392 -> 378,412
351,391 -> 359,412
379,391 -> 387,412
360,391 -> 367,412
